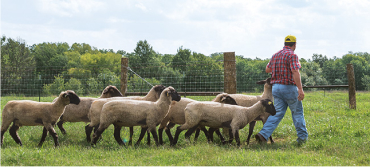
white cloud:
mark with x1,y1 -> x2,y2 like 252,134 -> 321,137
1,0 -> 369,60
36,0 -> 106,17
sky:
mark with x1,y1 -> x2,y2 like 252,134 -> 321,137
1,0 -> 369,60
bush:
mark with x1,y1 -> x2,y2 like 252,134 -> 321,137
43,75 -> 65,95
65,78 -> 84,95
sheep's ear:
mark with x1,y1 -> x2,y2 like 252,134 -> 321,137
256,80 -> 266,85
102,87 -> 109,94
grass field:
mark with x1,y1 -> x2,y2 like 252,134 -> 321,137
1,91 -> 369,166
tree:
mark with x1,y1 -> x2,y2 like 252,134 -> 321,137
134,40 -> 155,65
312,54 -> 328,68
1,36 -> 36,95
172,46 -> 192,73
30,42 -> 70,85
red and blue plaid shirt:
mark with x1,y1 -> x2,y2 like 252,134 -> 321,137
267,46 -> 301,85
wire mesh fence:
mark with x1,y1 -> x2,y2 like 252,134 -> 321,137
1,59 -> 352,99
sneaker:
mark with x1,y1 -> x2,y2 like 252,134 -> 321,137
255,133 -> 267,144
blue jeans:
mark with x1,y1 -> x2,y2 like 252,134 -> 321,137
259,84 -> 308,142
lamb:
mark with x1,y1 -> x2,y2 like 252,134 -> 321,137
56,85 -> 123,135
170,99 -> 276,146
91,86 -> 181,146
157,94 -> 238,145
212,77 -> 274,145
1,91 -> 80,147
85,85 -> 166,143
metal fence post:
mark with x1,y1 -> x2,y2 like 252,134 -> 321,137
39,75 -> 41,102
121,57 -> 128,96
224,52 -> 236,94
346,63 -> 356,109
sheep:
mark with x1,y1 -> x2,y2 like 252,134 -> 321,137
170,99 -> 276,147
56,85 -> 123,135
1,91 -> 80,147
212,77 -> 274,145
91,86 -> 181,146
85,85 -> 166,143
157,94 -> 238,145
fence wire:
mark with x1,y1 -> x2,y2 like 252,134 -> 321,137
1,60 -> 350,98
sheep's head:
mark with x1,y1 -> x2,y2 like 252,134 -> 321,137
163,86 -> 181,102
220,95 -> 238,105
212,93 -> 227,102
60,90 -> 80,105
257,77 -> 272,91
260,99 -> 276,116
101,85 -> 123,98
152,85 -> 166,99
256,77 -> 272,86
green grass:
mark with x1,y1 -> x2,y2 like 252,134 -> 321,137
1,91 -> 369,166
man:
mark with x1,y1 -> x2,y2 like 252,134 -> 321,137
255,35 -> 308,145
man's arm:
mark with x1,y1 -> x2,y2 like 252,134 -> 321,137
292,69 -> 304,101
266,65 -> 272,73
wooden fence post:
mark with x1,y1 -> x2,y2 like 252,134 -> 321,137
224,52 -> 237,94
121,57 -> 128,96
346,63 -> 356,109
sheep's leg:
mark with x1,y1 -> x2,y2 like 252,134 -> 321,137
228,128 -> 234,144
135,127 -> 148,146
9,124 -> 22,146
214,129 -> 226,144
38,127 -> 48,147
246,121 -> 256,145
45,125 -> 59,147
1,119 -> 13,146
158,128 -> 164,145
1,130 -> 5,146
149,127 -> 159,146
164,122 -> 176,144
194,128 -> 201,141
171,123 -> 196,146
199,126 -> 209,141
234,129 -> 241,147
207,128 -> 216,142
185,125 -> 199,141
57,116 -> 67,135
93,124 -> 103,142
171,126 -> 184,146
91,125 -> 107,145
269,136 -> 274,143
113,125 -> 125,146
128,127 -> 134,145
146,131 -> 151,146
85,124 -> 94,143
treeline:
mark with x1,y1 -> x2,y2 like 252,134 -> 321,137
1,35 -> 369,96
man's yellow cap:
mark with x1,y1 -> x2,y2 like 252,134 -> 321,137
285,35 -> 296,42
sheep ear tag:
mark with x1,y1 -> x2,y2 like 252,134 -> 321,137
167,92 -> 170,97
268,101 -> 273,105
64,94 -> 68,98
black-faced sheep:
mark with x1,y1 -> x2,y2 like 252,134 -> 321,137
212,77 -> 274,144
85,85 -> 166,143
56,85 -> 123,135
171,99 -> 276,147
157,95 -> 238,145
1,91 -> 80,147
91,86 -> 181,146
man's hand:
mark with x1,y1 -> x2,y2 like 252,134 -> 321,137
292,69 -> 304,101
298,88 -> 304,101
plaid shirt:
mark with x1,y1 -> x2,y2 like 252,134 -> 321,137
267,46 -> 301,85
